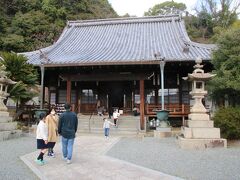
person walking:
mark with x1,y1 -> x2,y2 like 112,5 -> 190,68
35,113 -> 48,165
103,118 -> 115,138
58,103 -> 78,164
45,106 -> 59,157
113,109 -> 120,126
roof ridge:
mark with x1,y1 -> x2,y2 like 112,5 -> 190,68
67,14 -> 181,27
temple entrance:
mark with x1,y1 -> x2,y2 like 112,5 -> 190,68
108,82 -> 124,109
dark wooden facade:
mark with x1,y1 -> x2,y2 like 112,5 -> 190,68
42,62 -> 212,129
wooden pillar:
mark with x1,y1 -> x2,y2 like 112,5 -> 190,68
154,72 -> 159,105
140,79 -> 145,130
131,91 -> 134,109
76,86 -> 79,113
66,79 -> 71,104
179,73 -> 183,105
155,88 -> 159,105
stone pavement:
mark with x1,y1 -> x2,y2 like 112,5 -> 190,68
21,135 -> 182,180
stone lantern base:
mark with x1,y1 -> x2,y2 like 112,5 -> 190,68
154,127 -> 172,138
177,136 -> 227,149
177,122 -> 227,149
0,111 -> 22,141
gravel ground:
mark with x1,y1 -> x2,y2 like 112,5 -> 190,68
106,137 -> 240,180
0,135 -> 38,180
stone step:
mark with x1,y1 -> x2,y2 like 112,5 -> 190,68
79,119 -> 138,124
0,122 -> 17,131
78,128 -> 138,135
79,124 -> 137,130
0,130 -> 22,141
0,111 -> 10,117
177,136 -> 227,149
79,121 -> 138,126
186,120 -> 214,128
78,119 -> 139,123
183,127 -> 221,139
78,123 -> 138,129
0,116 -> 12,123
77,115 -> 139,120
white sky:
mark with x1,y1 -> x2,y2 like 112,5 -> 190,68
108,0 -> 198,17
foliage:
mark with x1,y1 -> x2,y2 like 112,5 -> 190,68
0,0 -> 118,52
144,1 -> 186,16
213,107 -> 240,139
208,28 -> 240,106
0,52 -> 39,105
144,0 -> 239,43
188,0 -> 239,42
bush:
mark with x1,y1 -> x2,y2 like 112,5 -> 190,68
213,107 -> 240,139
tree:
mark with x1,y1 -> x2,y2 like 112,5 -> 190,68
144,1 -> 186,16
0,0 -> 118,52
0,52 -> 39,107
195,0 -> 239,28
191,0 -> 240,42
208,28 -> 240,106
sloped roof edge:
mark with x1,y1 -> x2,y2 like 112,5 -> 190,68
20,14 -> 216,66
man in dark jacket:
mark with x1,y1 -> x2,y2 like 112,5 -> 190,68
58,103 -> 78,164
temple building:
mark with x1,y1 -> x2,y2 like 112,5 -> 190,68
21,15 -> 215,130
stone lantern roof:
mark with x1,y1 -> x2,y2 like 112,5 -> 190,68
183,57 -> 215,81
0,65 -> 16,85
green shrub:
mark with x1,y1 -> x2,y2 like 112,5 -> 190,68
213,107 -> 240,139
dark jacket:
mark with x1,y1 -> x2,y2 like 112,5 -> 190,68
58,110 -> 78,139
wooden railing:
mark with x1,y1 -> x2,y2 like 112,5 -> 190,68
145,103 -> 190,118
80,104 -> 97,114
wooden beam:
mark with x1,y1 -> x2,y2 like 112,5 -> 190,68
140,79 -> 145,130
60,72 -> 153,81
66,79 -> 71,103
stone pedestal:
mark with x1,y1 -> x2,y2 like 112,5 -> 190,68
177,136 -> 227,149
0,111 -> 22,141
154,127 -> 172,138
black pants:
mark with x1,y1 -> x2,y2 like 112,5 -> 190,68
114,118 -> 117,125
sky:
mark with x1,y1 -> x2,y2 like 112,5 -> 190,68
108,0 -> 198,17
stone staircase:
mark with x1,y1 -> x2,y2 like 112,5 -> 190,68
0,111 -> 22,141
77,114 -> 140,136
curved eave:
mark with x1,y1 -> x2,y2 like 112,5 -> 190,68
32,58 -> 211,68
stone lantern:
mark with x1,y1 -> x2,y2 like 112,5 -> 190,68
177,57 -> 227,149
0,64 -> 21,141
0,64 -> 16,111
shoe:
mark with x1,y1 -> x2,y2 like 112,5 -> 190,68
41,160 -> 46,164
62,157 -> 67,161
66,159 -> 71,164
51,153 -> 55,158
48,152 -> 55,158
35,159 -> 44,166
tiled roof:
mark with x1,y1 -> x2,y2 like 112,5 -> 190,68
20,15 -> 215,66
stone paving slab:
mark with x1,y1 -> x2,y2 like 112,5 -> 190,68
21,135 -> 182,180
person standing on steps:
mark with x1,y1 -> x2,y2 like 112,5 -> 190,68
113,109 -> 120,127
58,103 -> 78,164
